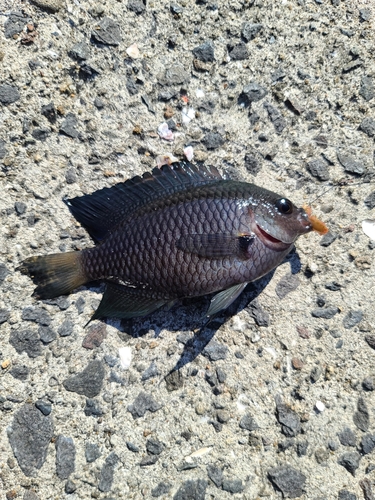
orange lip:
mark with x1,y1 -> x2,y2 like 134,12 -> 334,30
303,205 -> 329,235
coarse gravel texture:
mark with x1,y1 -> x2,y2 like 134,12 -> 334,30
1,0 -> 375,499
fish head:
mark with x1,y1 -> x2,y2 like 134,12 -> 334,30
249,190 -> 313,250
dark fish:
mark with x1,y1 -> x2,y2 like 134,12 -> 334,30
18,162 -> 326,321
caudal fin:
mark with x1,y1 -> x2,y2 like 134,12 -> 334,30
18,252 -> 87,299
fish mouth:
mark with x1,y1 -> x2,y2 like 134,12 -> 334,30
254,224 -> 292,251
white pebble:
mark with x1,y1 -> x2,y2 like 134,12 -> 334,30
158,122 -> 174,142
315,401 -> 325,412
362,219 -> 375,241
183,146 -> 194,161
196,88 -> 205,98
118,347 -> 132,370
182,107 -> 195,124
156,153 -> 179,167
126,43 -> 140,59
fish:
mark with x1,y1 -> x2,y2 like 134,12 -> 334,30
18,161 -> 327,321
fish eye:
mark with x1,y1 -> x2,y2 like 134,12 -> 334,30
275,198 -> 293,214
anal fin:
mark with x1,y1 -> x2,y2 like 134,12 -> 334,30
206,282 -> 248,318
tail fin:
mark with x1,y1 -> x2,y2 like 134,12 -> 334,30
18,252 -> 87,299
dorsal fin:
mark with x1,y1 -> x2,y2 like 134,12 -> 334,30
65,161 -> 223,242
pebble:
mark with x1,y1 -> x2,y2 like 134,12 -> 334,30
35,400 -> 52,416
23,492 -> 39,500
92,17 -> 122,46
202,341 -> 228,361
248,299 -> 270,326
202,132 -> 224,150
0,263 -> 9,283
311,306 -> 339,319
142,361 -> 159,381
242,22 -> 263,41
98,452 -> 119,492
82,323 -> 107,349
126,441 -> 139,453
39,326 -> 57,344
151,482 -> 172,497
244,152 -> 261,175
306,158 -> 330,181
240,82 -> 268,104
222,478 -> 244,493
4,12 -> 30,38
206,464 -> 223,488
0,85 -> 20,105
64,479 -> 77,494
315,447 -> 329,464
268,465 -> 306,498
359,76 -> 374,101
128,0 -> 146,14
297,440 -> 309,456
360,117 -> 375,137
159,65 -> 189,86
146,438 -> 165,455
292,357 -> 304,370
22,306 -> 51,326
173,479 -> 207,500
0,308 -> 10,324
85,442 -> 102,463
364,192 -> 375,209
60,113 -> 79,139
338,452 -> 361,475
15,201 -> 27,215
140,454 -> 158,466
320,232 -> 337,247
7,404 -> 54,477
275,398 -> 301,437
361,434 -> 375,455
165,369 -> 184,391
30,0 -> 64,12
264,102 -> 286,134
338,428 -> 356,447
84,399 -> 103,417
192,41 -> 215,62
9,329 -> 42,358
55,435 -> 75,480
343,310 -> 363,329
58,319 -> 74,337
41,102 -> 56,123
228,42 -> 249,61
127,392 -> 162,418
69,42 -> 90,61
338,490 -> 357,500
239,413 -> 259,431
0,140 -> 7,159
275,273 -> 300,299
337,152 -> 365,175
353,397 -> 370,432
310,366 -> 322,383
362,376 -> 375,391
9,364 -> 29,381
32,128 -> 50,141
63,360 -> 105,398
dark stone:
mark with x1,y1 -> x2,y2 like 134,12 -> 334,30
206,464 -> 223,488
15,202 -> 27,215
365,335 -> 375,350
159,65 -> 189,86
75,296 -> 85,314
98,452 -> 119,492
222,479 -> 244,494
63,360 -> 105,398
41,102 -> 56,123
202,341 -> 228,361
275,273 -> 300,299
22,306 -> 51,325
140,454 -> 159,466
0,263 -> 9,283
353,397 -> 370,432
84,398 -> 103,417
146,438 -> 164,455
0,85 -> 20,105
364,192 -> 375,209
241,82 -> 268,105
216,367 -> 227,384
9,364 -> 29,381
55,435 -> 75,479
343,310 -> 363,329
38,326 -> 57,344
7,403 -> 54,477
360,117 -> 375,137
338,428 -> 356,447
92,17 -> 121,46
128,0 -> 146,14
268,466 -> 306,498
165,369 -> 184,391
325,281 -> 342,291
276,398 -> 301,437
359,76 -> 374,101
9,329 -> 42,358
85,442 -> 101,463
306,158 -> 329,181
205,370 -> 217,387
192,41 -> 215,62
279,439 -> 295,453
297,441 -> 308,456
151,482 -> 172,497
65,168 -> 77,184
361,434 -> 375,455
65,479 -> 77,494
0,308 -> 10,324
35,400 -> 52,416
363,377 -> 375,391
338,452 -> 361,475
202,132 -> 224,150
69,42 -> 90,60
94,97 -> 105,109
264,102 -> 286,134
142,361 -> 159,381
60,113 -> 79,139
271,68 -> 286,82
126,77 -> 139,96
173,479 -> 207,500
244,153 -> 261,176
0,139 -> 7,159
328,440 -> 339,451
311,306 -> 339,319
343,60 -> 362,73
4,11 -> 30,38
338,490 -> 357,500
58,319 -> 74,337
248,299 -> 269,327
228,42 -> 249,61
359,8 -> 371,21
126,441 -> 139,452
127,392 -> 162,418
31,128 -> 50,141
337,153 -> 365,175
242,22 -> 263,41
320,232 -> 337,247
239,413 -> 259,431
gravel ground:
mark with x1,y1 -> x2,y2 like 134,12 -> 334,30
1,0 -> 375,499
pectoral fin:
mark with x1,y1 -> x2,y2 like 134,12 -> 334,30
90,283 -> 167,321
176,233 -> 254,259
206,282 -> 248,318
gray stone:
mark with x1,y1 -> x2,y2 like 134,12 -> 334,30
275,273 -> 300,299
35,400 -> 52,416
9,329 -> 42,358
4,12 -> 30,38
69,42 -> 90,60
361,434 -> 375,455
306,158 -> 330,181
22,306 -> 51,326
315,447 -> 330,464
126,77 -> 139,95
193,41 -> 215,62
142,361 -> 159,381
206,464 -> 223,488
264,102 -> 287,134
151,482 -> 172,497
146,438 -> 165,455
311,306 -> 339,319
276,398 -> 301,437
159,65 -> 189,86
85,442 -> 101,463
58,319 -> 74,337
222,479 -> 244,493
297,441 -> 309,456
360,117 -> 375,137
30,0 -> 64,12
242,22 -> 263,41
165,369 -> 184,391
127,392 -> 162,418
202,132 -> 224,150
244,152 -> 261,176
98,452 -> 119,492
362,376 -> 375,391
337,153 -> 365,175
359,76 -> 374,101
228,42 -> 249,61
128,0 -> 146,14
92,17 -> 121,46
126,441 -> 139,452
84,398 -> 103,417
23,492 -> 40,500
55,435 -> 75,479
268,465 -> 306,498
60,113 -> 79,139
0,85 -> 20,105
32,128 -> 50,141
248,300 -> 270,327
41,102 -> 56,123
0,263 -> 9,283
140,454 -> 159,466
241,82 -> 268,104
320,232 -> 337,247
353,397 -> 370,432
202,341 -> 228,361
239,413 -> 259,431
10,364 -> 29,381
365,335 -> 375,350
15,201 -> 27,215
364,192 -> 375,210
0,308 -> 10,324
64,479 -> 77,494
0,139 -> 7,159
338,428 -> 356,447
65,168 -> 77,184
173,479 -> 207,500
359,8 -> 371,21
343,310 -> 363,329
7,403 -> 54,477
39,326 -> 57,344
63,360 -> 105,398
338,452 -> 361,475
338,490 -> 357,500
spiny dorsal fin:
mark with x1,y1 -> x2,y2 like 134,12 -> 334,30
65,161 -> 223,242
